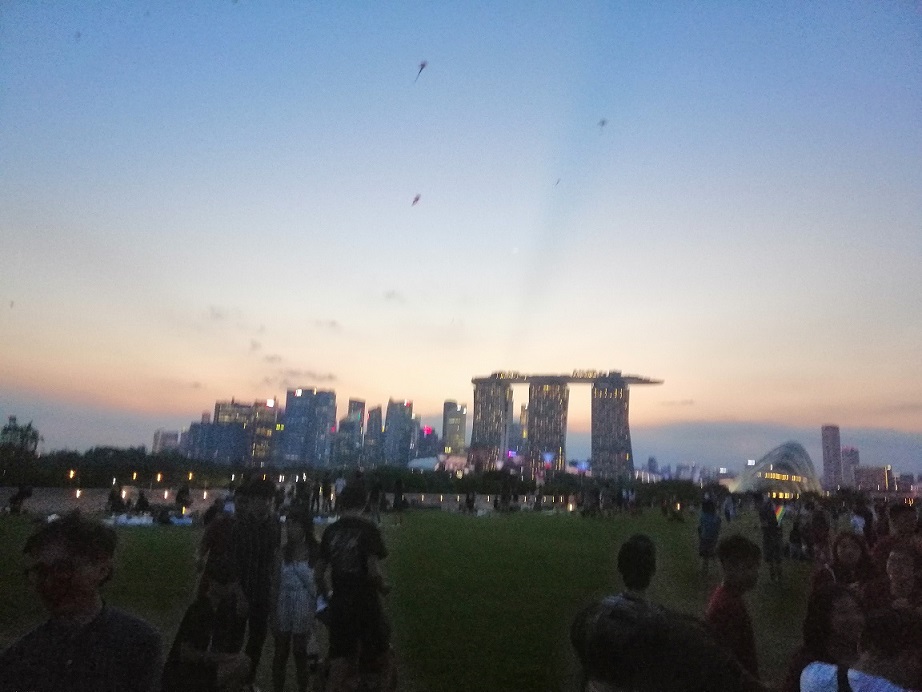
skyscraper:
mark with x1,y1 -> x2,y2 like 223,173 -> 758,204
442,401 -> 467,454
821,425 -> 843,490
469,377 -> 513,468
591,374 -> 634,479
213,398 -> 278,466
526,378 -> 569,475
347,399 -> 365,447
281,388 -> 315,464
250,399 -> 279,466
309,391 -> 336,466
383,399 -> 414,465
841,446 -> 859,488
152,429 -> 180,454
364,406 -> 384,463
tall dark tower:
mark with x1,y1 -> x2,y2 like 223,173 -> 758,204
526,378 -> 569,475
591,374 -> 633,479
469,375 -> 514,468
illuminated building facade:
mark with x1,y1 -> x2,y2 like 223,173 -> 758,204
250,399 -> 279,465
854,466 -> 893,493
821,425 -> 843,490
469,378 -> 514,468
214,398 -> 278,466
442,401 -> 467,454
527,378 -> 569,474
591,375 -> 635,479
735,442 -> 823,497
309,391 -> 336,467
364,406 -> 384,462
280,389 -> 335,466
383,399 -> 414,465
470,370 -> 660,475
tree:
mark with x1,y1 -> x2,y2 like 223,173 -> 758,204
0,416 -> 42,484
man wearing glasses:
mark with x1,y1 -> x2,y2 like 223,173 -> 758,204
0,513 -> 162,692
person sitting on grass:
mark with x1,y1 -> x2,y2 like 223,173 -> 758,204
0,512 -> 163,692
799,607 -> 921,692
705,534 -> 762,681
162,558 -> 250,692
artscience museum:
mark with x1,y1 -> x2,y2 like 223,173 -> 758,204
732,442 -> 823,498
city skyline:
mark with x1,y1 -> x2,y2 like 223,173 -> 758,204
2,4 -> 920,472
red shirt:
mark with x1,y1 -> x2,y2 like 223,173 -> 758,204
706,584 -> 759,679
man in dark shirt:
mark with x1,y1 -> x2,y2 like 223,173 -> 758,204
0,513 -> 162,692
316,483 -> 393,692
227,479 -> 280,686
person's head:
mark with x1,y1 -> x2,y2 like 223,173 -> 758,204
336,483 -> 367,514
243,479 -> 275,520
889,503 -> 917,536
23,513 -> 117,617
832,531 -> 869,569
802,584 -> 865,660
716,535 -> 760,590
617,534 -> 657,591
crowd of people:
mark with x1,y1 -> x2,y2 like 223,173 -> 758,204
0,473 -> 394,692
575,494 -> 922,691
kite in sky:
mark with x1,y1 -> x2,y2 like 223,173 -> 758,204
415,61 -> 427,82
598,118 -> 607,132
412,194 -> 421,206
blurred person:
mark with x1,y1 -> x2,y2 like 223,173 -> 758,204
871,504 -> 920,576
863,545 -> 922,615
572,534 -> 763,692
811,531 -> 874,594
0,513 -> 162,692
800,608 -> 919,692
228,479 -> 281,688
162,558 -> 250,692
271,512 -> 319,692
706,534 -> 762,680
697,499 -> 722,576
781,584 -> 865,692
758,496 -> 783,581
315,484 -> 394,692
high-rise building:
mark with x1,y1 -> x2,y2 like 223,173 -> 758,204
841,446 -> 859,488
250,398 -> 279,466
591,375 -> 634,479
363,406 -> 384,463
821,425 -> 843,490
347,399 -> 365,446
281,388 -> 315,464
213,398 -> 279,465
647,457 -> 658,474
309,391 -> 336,467
383,399 -> 414,465
526,378 -> 569,475
442,401 -> 467,454
469,378 -> 513,468
152,429 -> 180,454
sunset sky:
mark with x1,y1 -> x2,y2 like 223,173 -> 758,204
1,2 -> 920,472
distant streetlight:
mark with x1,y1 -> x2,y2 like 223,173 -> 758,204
68,469 -> 76,480
156,473 -> 162,483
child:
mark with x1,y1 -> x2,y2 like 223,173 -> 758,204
698,499 -> 722,575
706,534 -> 762,680
272,511 -> 319,692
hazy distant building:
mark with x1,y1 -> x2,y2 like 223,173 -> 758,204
854,466 -> 893,493
896,473 -> 915,493
647,457 -> 658,474
734,442 -> 823,496
821,425 -> 843,490
591,374 -> 635,479
364,406 -> 384,462
309,391 -> 336,466
526,378 -> 569,476
417,424 -> 441,458
152,429 -> 180,455
347,399 -> 365,446
383,399 -> 414,465
250,399 -> 280,466
442,401 -> 467,454
279,388 -> 335,466
213,398 -> 278,466
841,446 -> 859,488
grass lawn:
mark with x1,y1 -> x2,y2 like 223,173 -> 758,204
0,507 -> 811,691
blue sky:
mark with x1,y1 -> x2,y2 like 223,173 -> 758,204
1,2 -> 920,472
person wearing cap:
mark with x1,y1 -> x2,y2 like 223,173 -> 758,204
0,512 -> 162,692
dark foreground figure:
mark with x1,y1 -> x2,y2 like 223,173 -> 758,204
0,512 -> 163,692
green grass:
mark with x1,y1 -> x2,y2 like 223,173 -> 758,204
0,509 -> 811,691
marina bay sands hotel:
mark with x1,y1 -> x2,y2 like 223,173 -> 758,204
469,370 -> 662,480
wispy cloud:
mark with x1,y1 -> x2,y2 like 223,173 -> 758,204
383,289 -> 405,303
262,368 -> 337,390
263,354 -> 283,364
313,319 -> 341,330
659,399 -> 695,407
875,402 -> 922,415
249,339 -> 262,352
207,306 -> 228,320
